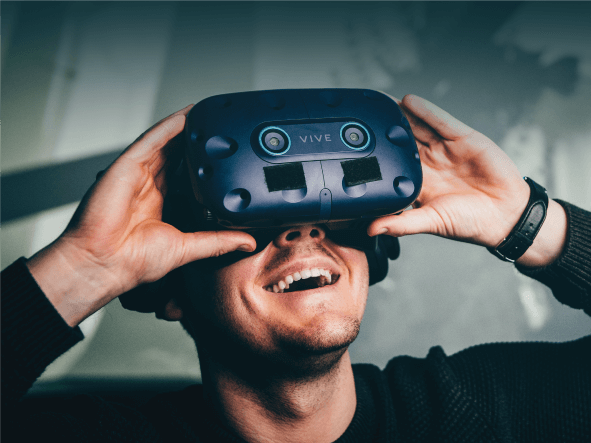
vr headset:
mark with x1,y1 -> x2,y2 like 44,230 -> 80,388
119,89 -> 422,314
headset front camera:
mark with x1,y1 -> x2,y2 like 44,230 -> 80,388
260,127 -> 291,155
340,123 -> 370,150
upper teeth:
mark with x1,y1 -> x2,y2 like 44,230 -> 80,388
267,268 -> 333,293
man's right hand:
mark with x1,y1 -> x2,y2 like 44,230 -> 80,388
26,106 -> 256,327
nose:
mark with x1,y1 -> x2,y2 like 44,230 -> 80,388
274,225 -> 327,249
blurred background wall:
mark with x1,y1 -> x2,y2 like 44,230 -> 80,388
2,1 -> 590,388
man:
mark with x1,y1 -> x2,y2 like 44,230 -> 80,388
2,95 -> 590,442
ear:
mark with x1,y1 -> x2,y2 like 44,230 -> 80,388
160,297 -> 184,321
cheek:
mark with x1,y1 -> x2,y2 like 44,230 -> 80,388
342,248 -> 370,318
209,263 -> 284,352
183,263 -> 268,348
182,255 -> 259,306
207,257 -> 270,326
342,247 -> 370,289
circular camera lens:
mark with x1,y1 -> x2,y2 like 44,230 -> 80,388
259,127 -> 291,155
340,123 -> 370,150
264,132 -> 285,152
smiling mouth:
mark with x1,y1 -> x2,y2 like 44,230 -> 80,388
264,268 -> 341,293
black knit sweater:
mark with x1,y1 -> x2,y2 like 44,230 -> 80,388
2,200 -> 591,442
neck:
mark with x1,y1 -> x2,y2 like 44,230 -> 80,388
201,350 -> 357,443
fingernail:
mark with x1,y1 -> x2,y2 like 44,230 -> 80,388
377,228 -> 388,235
238,244 -> 254,252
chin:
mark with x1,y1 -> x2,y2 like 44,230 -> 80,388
196,312 -> 362,381
272,322 -> 359,379
274,314 -> 361,357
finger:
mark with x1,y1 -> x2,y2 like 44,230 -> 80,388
124,104 -> 194,164
402,95 -> 473,141
399,102 -> 440,146
379,91 -> 402,105
381,92 -> 439,148
152,133 -> 185,194
178,230 -> 257,267
105,107 -> 191,194
126,104 -> 194,153
153,156 -> 169,195
367,208 -> 437,238
125,116 -> 186,165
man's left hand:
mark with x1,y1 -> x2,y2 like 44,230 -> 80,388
367,94 -> 567,267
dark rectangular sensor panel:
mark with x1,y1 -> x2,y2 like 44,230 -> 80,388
341,156 -> 383,187
264,162 -> 307,192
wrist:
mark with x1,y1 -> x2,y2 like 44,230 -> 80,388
488,177 -> 548,262
515,199 -> 568,268
26,239 -> 122,327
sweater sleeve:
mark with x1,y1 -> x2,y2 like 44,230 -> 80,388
1,258 -> 172,442
1,257 -> 84,408
515,200 -> 591,316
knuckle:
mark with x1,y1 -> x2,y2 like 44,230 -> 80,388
207,231 -> 230,259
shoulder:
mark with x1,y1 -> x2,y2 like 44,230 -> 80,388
382,337 -> 591,411
382,337 -> 590,387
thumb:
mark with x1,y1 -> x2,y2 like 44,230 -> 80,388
368,208 -> 437,238
402,94 -> 473,141
177,230 -> 257,267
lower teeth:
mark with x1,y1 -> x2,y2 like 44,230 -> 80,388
266,275 -> 338,293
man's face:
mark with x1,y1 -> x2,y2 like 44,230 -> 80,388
182,225 -> 369,365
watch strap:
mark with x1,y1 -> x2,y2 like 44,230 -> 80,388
487,177 -> 548,262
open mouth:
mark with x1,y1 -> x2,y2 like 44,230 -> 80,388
264,268 -> 341,293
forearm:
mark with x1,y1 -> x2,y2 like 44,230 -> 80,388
26,238 -> 123,327
515,199 -> 568,268
1,259 -> 84,408
516,200 -> 591,315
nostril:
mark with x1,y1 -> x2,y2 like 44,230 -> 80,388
286,231 -> 301,241
310,229 -> 320,238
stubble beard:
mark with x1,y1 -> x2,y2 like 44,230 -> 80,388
192,309 -> 361,386
272,313 -> 361,357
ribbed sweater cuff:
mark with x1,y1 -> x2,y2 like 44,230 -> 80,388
516,200 -> 591,314
1,257 -> 84,379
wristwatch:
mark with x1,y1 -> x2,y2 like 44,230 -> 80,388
487,177 -> 548,263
